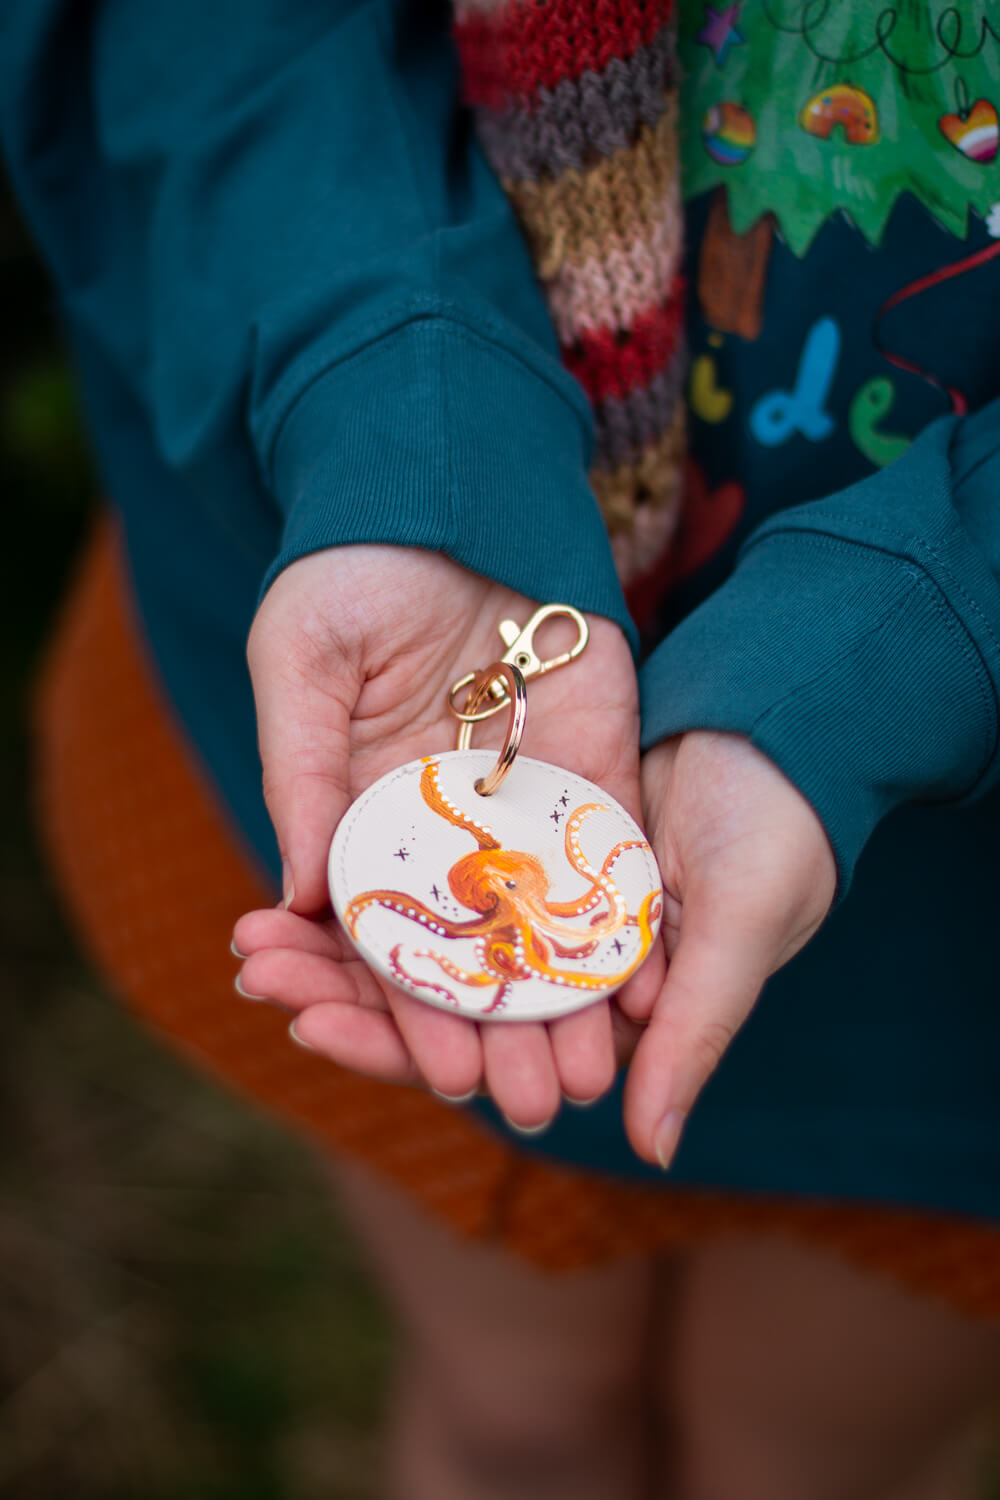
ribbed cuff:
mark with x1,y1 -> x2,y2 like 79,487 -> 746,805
259,313 -> 637,654
639,529 -> 998,898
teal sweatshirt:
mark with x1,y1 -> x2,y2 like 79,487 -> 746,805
3,0 -> 1000,1216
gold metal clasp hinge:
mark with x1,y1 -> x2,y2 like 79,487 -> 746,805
448,604 -> 589,741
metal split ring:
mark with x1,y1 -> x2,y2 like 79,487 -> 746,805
456,661 -> 527,796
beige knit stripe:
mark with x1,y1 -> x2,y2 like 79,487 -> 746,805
545,190 -> 682,341
609,467 -> 681,581
590,409 -> 685,536
502,105 -> 679,278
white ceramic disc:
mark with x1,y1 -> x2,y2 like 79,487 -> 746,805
329,750 -> 662,1022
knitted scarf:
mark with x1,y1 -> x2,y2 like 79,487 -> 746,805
451,0 -> 685,591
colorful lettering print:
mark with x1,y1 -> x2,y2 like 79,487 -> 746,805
848,377 -> 912,467
749,317 -> 840,447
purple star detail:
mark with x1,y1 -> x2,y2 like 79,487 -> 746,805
696,3 -> 744,66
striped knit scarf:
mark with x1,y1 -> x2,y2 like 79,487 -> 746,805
451,0 -> 685,591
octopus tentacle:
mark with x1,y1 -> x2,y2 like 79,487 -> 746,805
529,897 -> 625,944
539,804 -> 628,921
395,942 -> 512,1014
549,936 -> 599,959
603,839 -> 652,877
345,890 -> 496,942
563,838 -> 651,938
563,803 -> 608,884
416,949 -> 499,987
481,981 -> 512,1015
420,758 -> 500,850
520,890 -> 662,992
388,945 -> 459,1008
542,812 -> 651,941
539,895 -> 626,941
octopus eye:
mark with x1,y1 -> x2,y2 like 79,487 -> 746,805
504,880 -> 517,889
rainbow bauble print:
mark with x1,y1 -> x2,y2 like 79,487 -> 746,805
799,84 -> 879,145
702,101 -> 756,166
938,97 -> 999,164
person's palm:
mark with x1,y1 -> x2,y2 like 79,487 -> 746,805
233,545 -> 658,1128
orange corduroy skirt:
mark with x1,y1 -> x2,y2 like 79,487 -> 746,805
33,518 -> 1000,1321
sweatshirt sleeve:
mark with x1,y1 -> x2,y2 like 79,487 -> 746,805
638,403 -> 1000,896
0,0 -> 634,646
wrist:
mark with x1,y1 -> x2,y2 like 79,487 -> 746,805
257,313 -> 638,655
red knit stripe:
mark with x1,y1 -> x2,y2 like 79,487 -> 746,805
561,290 -> 684,404
453,0 -> 672,110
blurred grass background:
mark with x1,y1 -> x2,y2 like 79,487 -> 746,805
0,182 -> 392,1498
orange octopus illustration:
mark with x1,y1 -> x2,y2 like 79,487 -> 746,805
345,759 -> 661,1015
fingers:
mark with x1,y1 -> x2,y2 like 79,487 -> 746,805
482,1022 -> 561,1131
234,937 -> 471,1092
233,913 -> 486,1099
233,917 -> 630,1130
232,935 -> 424,1085
611,1006 -> 646,1069
233,937 -> 478,1093
258,701 -> 353,915
237,946 -> 384,1012
248,601 -> 357,916
623,905 -> 772,1170
615,923 -> 670,1022
384,989 -> 485,1102
233,908 -> 349,962
290,1002 -> 424,1086
235,928 -> 624,1123
383,1000 -> 617,1128
548,1002 -> 616,1106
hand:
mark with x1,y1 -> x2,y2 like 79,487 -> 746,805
233,545 -> 659,1129
620,731 -> 837,1168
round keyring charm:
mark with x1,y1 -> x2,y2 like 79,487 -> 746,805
329,661 -> 662,1022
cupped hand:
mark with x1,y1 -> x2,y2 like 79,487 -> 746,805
620,731 -> 837,1168
234,545 -> 658,1129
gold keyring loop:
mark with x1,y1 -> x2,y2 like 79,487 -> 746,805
447,670 -> 511,725
447,605 -> 590,726
456,661 -> 527,796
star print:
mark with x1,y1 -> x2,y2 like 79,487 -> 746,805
394,848 -> 410,862
549,809 -> 563,827
559,793 -> 569,807
611,938 -> 624,955
696,2 -> 744,66
431,884 -> 442,901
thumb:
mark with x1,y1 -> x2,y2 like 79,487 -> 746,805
623,897 -> 773,1169
248,630 -> 357,916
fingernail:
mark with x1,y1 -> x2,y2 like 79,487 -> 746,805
230,938 -> 248,960
564,1093 -> 601,1109
234,973 -> 268,1001
502,1113 -> 553,1137
654,1110 -> 686,1171
281,860 -> 295,910
431,1087 -> 478,1105
288,1018 -> 318,1053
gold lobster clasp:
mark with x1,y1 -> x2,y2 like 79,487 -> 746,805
448,604 -> 589,744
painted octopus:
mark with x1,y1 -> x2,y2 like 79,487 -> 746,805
345,758 -> 661,1015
